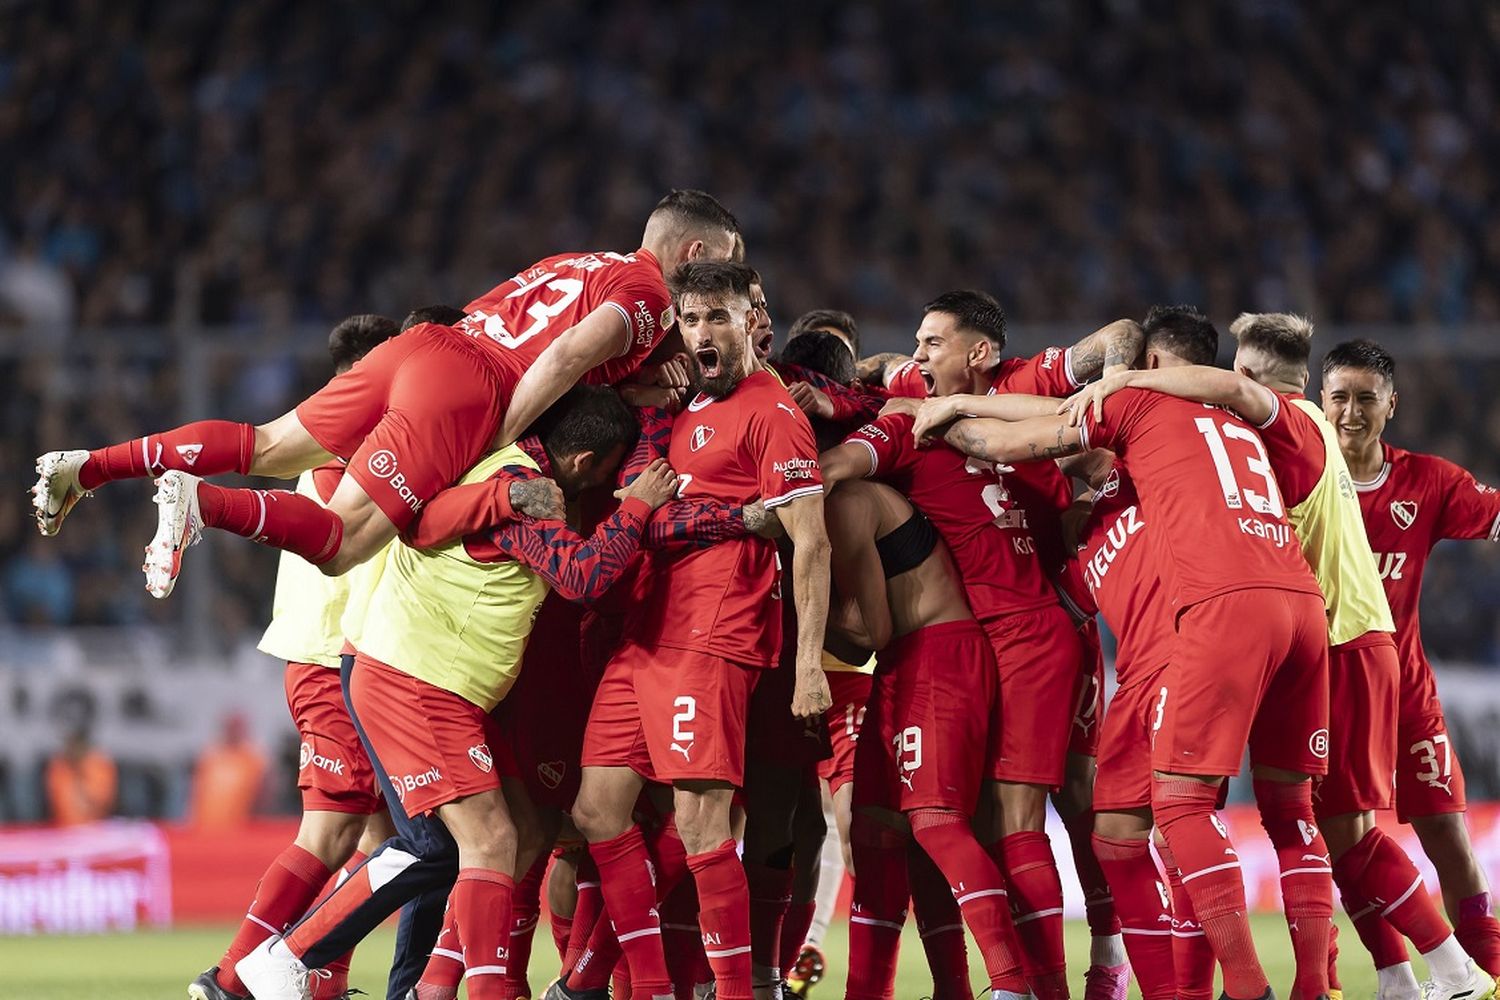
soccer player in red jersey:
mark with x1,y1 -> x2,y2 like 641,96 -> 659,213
934,306 -> 1332,1000
827,478 -> 1029,1000
1067,314 -> 1494,1000
820,389 -> 1085,999
569,261 -> 832,1000
32,190 -> 739,597
189,314 -> 400,1000
891,294 -> 1146,997
1324,338 -> 1500,988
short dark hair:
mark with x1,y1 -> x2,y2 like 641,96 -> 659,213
923,290 -> 1006,352
669,260 -> 757,307
776,331 -> 856,386
531,385 -> 640,464
788,309 -> 859,354
401,304 -> 467,331
652,189 -> 741,238
328,314 -> 398,371
1322,338 -> 1396,386
1142,304 -> 1218,366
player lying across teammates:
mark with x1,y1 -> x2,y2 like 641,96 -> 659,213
29,190 -> 1500,1000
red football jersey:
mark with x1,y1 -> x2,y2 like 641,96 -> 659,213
845,412 -> 1056,621
1073,466 -> 1172,681
886,359 -> 928,398
635,369 -> 823,668
1248,391 -> 1326,507
1081,387 -> 1321,612
457,248 -> 672,386
1355,443 -> 1500,669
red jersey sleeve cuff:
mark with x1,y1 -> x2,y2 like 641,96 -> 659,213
615,496 -> 653,521
1254,388 -> 1280,429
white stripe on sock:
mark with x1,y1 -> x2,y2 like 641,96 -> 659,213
1181,861 -> 1242,883
1013,907 -> 1064,925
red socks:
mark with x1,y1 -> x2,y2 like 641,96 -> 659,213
660,877 -> 708,999
1154,777 -> 1268,1000
1458,893 -> 1500,977
550,910 -> 573,962
847,815 -> 908,1000
745,862 -> 794,979
218,843 -> 334,993
909,841 -> 974,1000
587,826 -> 672,994
688,840 -> 754,1000
910,808 -> 1027,993
81,420 -> 256,489
416,904 -> 464,1000
1155,839 -> 1216,1000
451,867 -> 515,1000
778,898 -> 816,977
1335,827 -> 1447,958
499,854 -> 546,998
996,831 -> 1068,999
563,853 -> 604,972
1254,779 -> 1333,1000
1092,834 -> 1176,1000
197,483 -> 344,564
1066,810 -> 1123,940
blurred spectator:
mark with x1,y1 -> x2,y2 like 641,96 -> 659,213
44,726 -> 117,826
187,713 -> 265,830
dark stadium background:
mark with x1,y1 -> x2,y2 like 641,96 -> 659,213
1,0 -> 1498,901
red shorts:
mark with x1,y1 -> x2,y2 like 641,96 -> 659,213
348,653 -> 515,816
1069,619 -> 1105,758
295,325 -> 509,530
1314,632 -> 1399,817
819,671 -> 874,795
1395,651 -> 1467,821
1093,666 -> 1166,813
983,604 -> 1086,788
284,661 -> 381,815
746,659 -> 832,770
497,597 -> 597,812
853,621 -> 998,814
1152,588 -> 1330,777
581,642 -> 759,785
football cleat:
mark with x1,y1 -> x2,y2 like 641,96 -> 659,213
1218,990 -> 1275,1000
1420,962 -> 1496,1000
785,943 -> 825,995
144,470 -> 203,599
188,966 -> 251,1000
1083,962 -> 1130,1000
538,980 -> 607,1000
235,936 -> 313,1000
32,450 -> 92,536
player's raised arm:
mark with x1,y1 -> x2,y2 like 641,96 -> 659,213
775,491 -> 834,719
1061,365 -> 1276,428
1065,317 -> 1145,381
942,414 -> 1085,466
495,303 -> 633,448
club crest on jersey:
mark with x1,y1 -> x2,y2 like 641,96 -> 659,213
537,760 -> 565,789
468,743 -> 494,774
690,424 -> 715,452
1390,500 -> 1418,530
1099,468 -> 1121,499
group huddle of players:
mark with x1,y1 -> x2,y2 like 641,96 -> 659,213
30,190 -> 1500,1000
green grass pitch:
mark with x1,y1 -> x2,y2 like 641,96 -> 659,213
0,915 -> 1382,999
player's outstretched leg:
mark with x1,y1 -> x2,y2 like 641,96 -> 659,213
1253,774 -> 1335,1000
1091,816 -> 1176,1000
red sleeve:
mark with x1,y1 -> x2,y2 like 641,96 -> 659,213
1079,387 -> 1152,454
885,359 -> 929,398
1250,392 -> 1326,508
990,347 -> 1081,398
310,462 -> 344,505
485,498 -> 652,604
843,412 -> 918,478
598,263 -> 673,366
619,406 -> 675,487
403,469 -> 525,550
753,396 -> 824,509
1436,459 -> 1500,542
644,499 -> 749,549
776,362 -> 887,426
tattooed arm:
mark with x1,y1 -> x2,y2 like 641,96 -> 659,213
856,352 -> 909,386
941,415 -> 1085,466
1066,319 -> 1144,382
